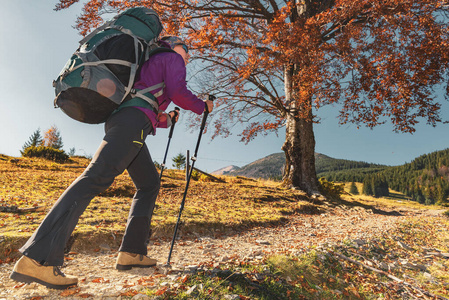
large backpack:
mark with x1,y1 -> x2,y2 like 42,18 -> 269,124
53,7 -> 164,124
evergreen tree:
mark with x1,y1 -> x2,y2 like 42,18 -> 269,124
362,175 -> 373,196
68,147 -> 76,156
435,179 -> 448,204
21,128 -> 43,154
373,175 -> 389,198
172,153 -> 186,170
416,192 -> 425,204
349,182 -> 359,195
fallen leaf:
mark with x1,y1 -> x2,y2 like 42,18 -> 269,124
155,287 -> 168,296
120,290 -> 139,297
92,277 -> 109,283
79,293 -> 94,298
348,286 -> 361,298
59,287 -> 80,296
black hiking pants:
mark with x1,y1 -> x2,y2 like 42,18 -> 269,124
20,108 -> 160,266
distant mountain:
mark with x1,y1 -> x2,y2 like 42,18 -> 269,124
211,165 -> 240,175
219,152 -> 386,180
228,153 -> 285,180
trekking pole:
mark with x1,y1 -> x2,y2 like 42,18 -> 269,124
160,107 -> 180,180
166,95 -> 216,266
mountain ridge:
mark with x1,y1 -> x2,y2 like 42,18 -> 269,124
213,152 -> 388,180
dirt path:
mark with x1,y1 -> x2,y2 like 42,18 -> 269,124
0,204 -> 442,299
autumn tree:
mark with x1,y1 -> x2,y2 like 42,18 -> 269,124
55,0 -> 449,194
43,125 -> 64,150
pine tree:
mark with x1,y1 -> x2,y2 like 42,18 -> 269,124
172,153 -> 186,170
21,128 -> 43,154
435,179 -> 448,204
349,182 -> 359,195
362,175 -> 373,196
68,147 -> 76,156
373,175 -> 389,198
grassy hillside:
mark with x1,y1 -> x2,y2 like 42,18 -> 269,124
1,154 -> 449,299
0,155 -> 311,259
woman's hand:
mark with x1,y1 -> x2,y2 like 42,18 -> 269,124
168,109 -> 180,123
205,100 -> 214,113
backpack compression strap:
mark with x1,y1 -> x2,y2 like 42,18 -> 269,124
77,18 -> 148,102
130,82 -> 165,110
74,33 -> 145,104
78,20 -> 114,46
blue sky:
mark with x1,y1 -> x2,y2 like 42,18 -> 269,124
1,1 -> 448,172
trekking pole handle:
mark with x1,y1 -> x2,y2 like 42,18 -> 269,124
168,107 -> 180,139
171,107 -> 180,123
205,95 -> 216,114
201,94 -> 216,131
193,95 -> 216,159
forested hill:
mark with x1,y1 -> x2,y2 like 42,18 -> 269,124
315,153 -> 388,180
382,148 -> 449,204
228,153 -> 387,180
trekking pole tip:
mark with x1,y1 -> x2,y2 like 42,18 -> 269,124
162,262 -> 172,269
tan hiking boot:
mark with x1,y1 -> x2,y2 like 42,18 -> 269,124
10,256 -> 78,290
116,252 -> 157,270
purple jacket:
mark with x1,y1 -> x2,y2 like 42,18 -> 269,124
133,51 -> 205,134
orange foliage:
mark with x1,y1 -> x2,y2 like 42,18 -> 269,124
55,0 -> 449,138
42,125 -> 63,149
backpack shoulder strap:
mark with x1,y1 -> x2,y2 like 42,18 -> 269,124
145,47 -> 175,61
78,20 -> 114,46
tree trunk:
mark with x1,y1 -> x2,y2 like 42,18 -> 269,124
282,65 -> 320,194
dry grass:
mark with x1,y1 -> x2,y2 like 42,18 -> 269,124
342,182 -> 446,211
0,155 -> 312,260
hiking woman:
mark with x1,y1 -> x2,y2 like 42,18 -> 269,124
10,36 -> 214,289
